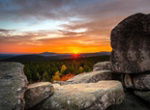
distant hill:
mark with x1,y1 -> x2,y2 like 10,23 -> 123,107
0,52 -> 111,62
40,52 -> 110,57
40,52 -> 57,56
0,54 -> 21,60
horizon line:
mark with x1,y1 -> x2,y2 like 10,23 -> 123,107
0,51 -> 111,54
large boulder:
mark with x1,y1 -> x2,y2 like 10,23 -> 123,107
111,13 -> 150,73
0,62 -> 28,110
25,82 -> 54,109
93,61 -> 112,71
66,70 -> 112,84
124,74 -> 150,90
134,91 -> 150,103
37,81 -> 124,110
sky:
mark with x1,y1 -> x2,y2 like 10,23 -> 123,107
0,0 -> 150,54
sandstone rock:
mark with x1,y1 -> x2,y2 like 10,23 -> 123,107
66,70 -> 112,84
124,74 -> 150,90
111,13 -> 150,73
0,62 -> 28,110
93,61 -> 111,71
25,82 -> 54,109
37,81 -> 124,110
53,80 -> 68,85
134,91 -> 150,103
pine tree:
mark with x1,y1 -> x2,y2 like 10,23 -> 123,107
78,66 -> 84,73
52,71 -> 61,81
42,71 -> 50,81
60,64 -> 67,75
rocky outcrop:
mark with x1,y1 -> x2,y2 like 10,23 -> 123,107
0,62 -> 28,110
111,13 -> 150,73
1,62 -> 125,110
93,61 -> 111,71
66,70 -> 112,84
37,81 -> 124,110
110,13 -> 150,110
124,74 -> 150,90
134,91 -> 150,103
24,82 -> 54,109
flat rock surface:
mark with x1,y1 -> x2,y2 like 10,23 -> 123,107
0,62 -> 28,110
111,13 -> 150,73
37,81 -> 124,110
93,61 -> 111,71
25,82 -> 54,109
65,70 -> 112,84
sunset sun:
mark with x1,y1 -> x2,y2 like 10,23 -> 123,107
73,50 -> 79,54
72,48 -> 80,54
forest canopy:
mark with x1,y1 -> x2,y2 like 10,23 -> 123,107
22,55 -> 110,83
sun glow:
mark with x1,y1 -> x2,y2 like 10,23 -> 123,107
72,50 -> 79,54
70,47 -> 81,58
72,48 -> 80,54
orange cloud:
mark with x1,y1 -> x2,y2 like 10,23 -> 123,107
0,34 -> 112,53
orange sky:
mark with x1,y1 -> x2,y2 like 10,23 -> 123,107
0,35 -> 112,53
0,44 -> 112,54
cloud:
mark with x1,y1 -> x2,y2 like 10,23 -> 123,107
0,0 -> 72,21
0,29 -> 15,35
0,0 -> 149,21
0,32 -> 111,53
0,29 -> 12,32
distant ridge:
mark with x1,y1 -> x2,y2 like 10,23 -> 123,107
40,52 -> 56,55
0,52 -> 110,62
40,52 -> 57,56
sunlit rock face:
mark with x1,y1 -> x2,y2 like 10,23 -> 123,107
0,62 -> 28,110
37,81 -> 124,110
111,13 -> 150,73
25,82 -> 54,109
63,70 -> 112,84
